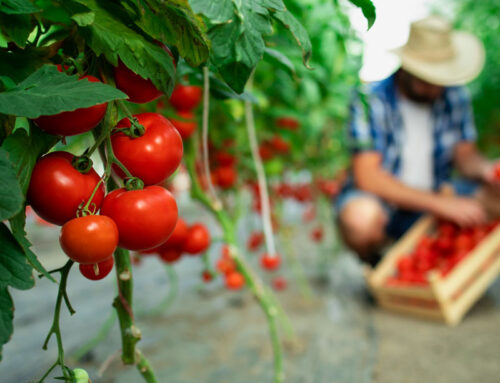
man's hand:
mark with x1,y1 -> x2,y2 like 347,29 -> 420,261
480,160 -> 500,191
432,195 -> 488,227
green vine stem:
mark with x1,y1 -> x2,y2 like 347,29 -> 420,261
185,140 -> 287,383
93,100 -> 157,383
37,260 -> 75,383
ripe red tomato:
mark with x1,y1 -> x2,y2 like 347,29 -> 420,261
225,272 -> 245,290
247,232 -> 264,252
493,163 -> 500,180
202,270 -> 213,283
34,75 -> 107,136
28,152 -> 105,225
215,151 -> 236,166
169,84 -> 202,111
275,116 -> 300,130
311,226 -> 324,242
183,223 -> 211,255
162,218 -> 189,248
213,165 -> 237,189
270,135 -> 290,154
60,215 -> 118,264
170,110 -> 197,139
260,253 -> 281,271
112,113 -> 183,185
159,248 -> 183,264
272,276 -> 287,291
113,60 -> 162,104
100,186 -> 178,251
79,257 -> 114,281
258,144 -> 274,161
217,257 -> 236,275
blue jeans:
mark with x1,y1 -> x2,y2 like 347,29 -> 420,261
334,179 -> 478,239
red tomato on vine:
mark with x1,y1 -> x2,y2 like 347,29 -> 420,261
169,84 -> 202,111
183,223 -> 211,255
159,248 -> 183,264
112,113 -> 183,185
170,110 -> 197,139
225,272 -> 245,290
113,60 -> 162,104
260,253 -> 281,271
100,186 -> 178,251
28,152 -> 105,225
79,257 -> 115,281
34,75 -> 107,136
60,215 -> 118,264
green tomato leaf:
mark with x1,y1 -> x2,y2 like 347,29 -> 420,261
0,287 -> 13,361
264,47 -> 295,76
76,0 -> 176,96
0,222 -> 34,290
0,13 -> 34,47
9,209 -> 56,283
131,0 -> 210,68
272,10 -> 312,69
348,0 -> 376,30
0,0 -> 41,14
189,0 -> 233,23
0,65 -> 127,118
0,48 -> 47,83
2,124 -> 58,194
0,148 -> 23,221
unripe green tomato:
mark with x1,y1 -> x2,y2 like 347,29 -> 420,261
264,158 -> 283,175
73,368 -> 90,383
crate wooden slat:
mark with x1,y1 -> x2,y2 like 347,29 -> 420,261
365,214 -> 500,326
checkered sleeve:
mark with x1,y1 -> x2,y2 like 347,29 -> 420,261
347,89 -> 385,154
452,86 -> 477,142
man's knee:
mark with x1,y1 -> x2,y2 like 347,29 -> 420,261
338,197 -> 388,254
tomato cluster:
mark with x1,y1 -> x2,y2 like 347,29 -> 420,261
26,64 -> 191,281
260,253 -> 282,271
168,84 -> 202,139
139,219 -> 211,264
247,231 -> 264,252
386,220 -> 499,286
216,246 -> 246,290
259,135 -> 291,162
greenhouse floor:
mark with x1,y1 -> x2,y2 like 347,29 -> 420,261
3,203 -> 500,383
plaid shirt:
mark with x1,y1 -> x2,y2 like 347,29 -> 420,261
348,73 -> 477,189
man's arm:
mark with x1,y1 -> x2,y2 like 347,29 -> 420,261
454,141 -> 495,182
353,151 -> 487,226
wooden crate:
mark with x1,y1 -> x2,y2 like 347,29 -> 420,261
364,215 -> 500,326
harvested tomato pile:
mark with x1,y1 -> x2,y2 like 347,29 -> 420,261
387,220 -> 499,286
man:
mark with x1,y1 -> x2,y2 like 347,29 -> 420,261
336,16 -> 499,266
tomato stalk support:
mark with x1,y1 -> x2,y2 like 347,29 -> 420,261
185,140 -> 287,383
201,65 -> 221,209
244,73 -> 277,259
37,260 -> 75,383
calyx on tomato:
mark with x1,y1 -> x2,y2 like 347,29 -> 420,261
111,113 -> 183,185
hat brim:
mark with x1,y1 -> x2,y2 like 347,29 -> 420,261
393,31 -> 485,86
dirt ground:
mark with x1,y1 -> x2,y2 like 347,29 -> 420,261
2,199 -> 500,383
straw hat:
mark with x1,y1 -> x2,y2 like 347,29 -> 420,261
393,16 -> 485,86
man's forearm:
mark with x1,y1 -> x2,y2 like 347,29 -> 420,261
355,169 -> 440,213
454,142 -> 490,181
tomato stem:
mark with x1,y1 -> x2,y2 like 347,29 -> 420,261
37,260 -> 74,383
184,139 -> 288,383
71,155 -> 93,174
